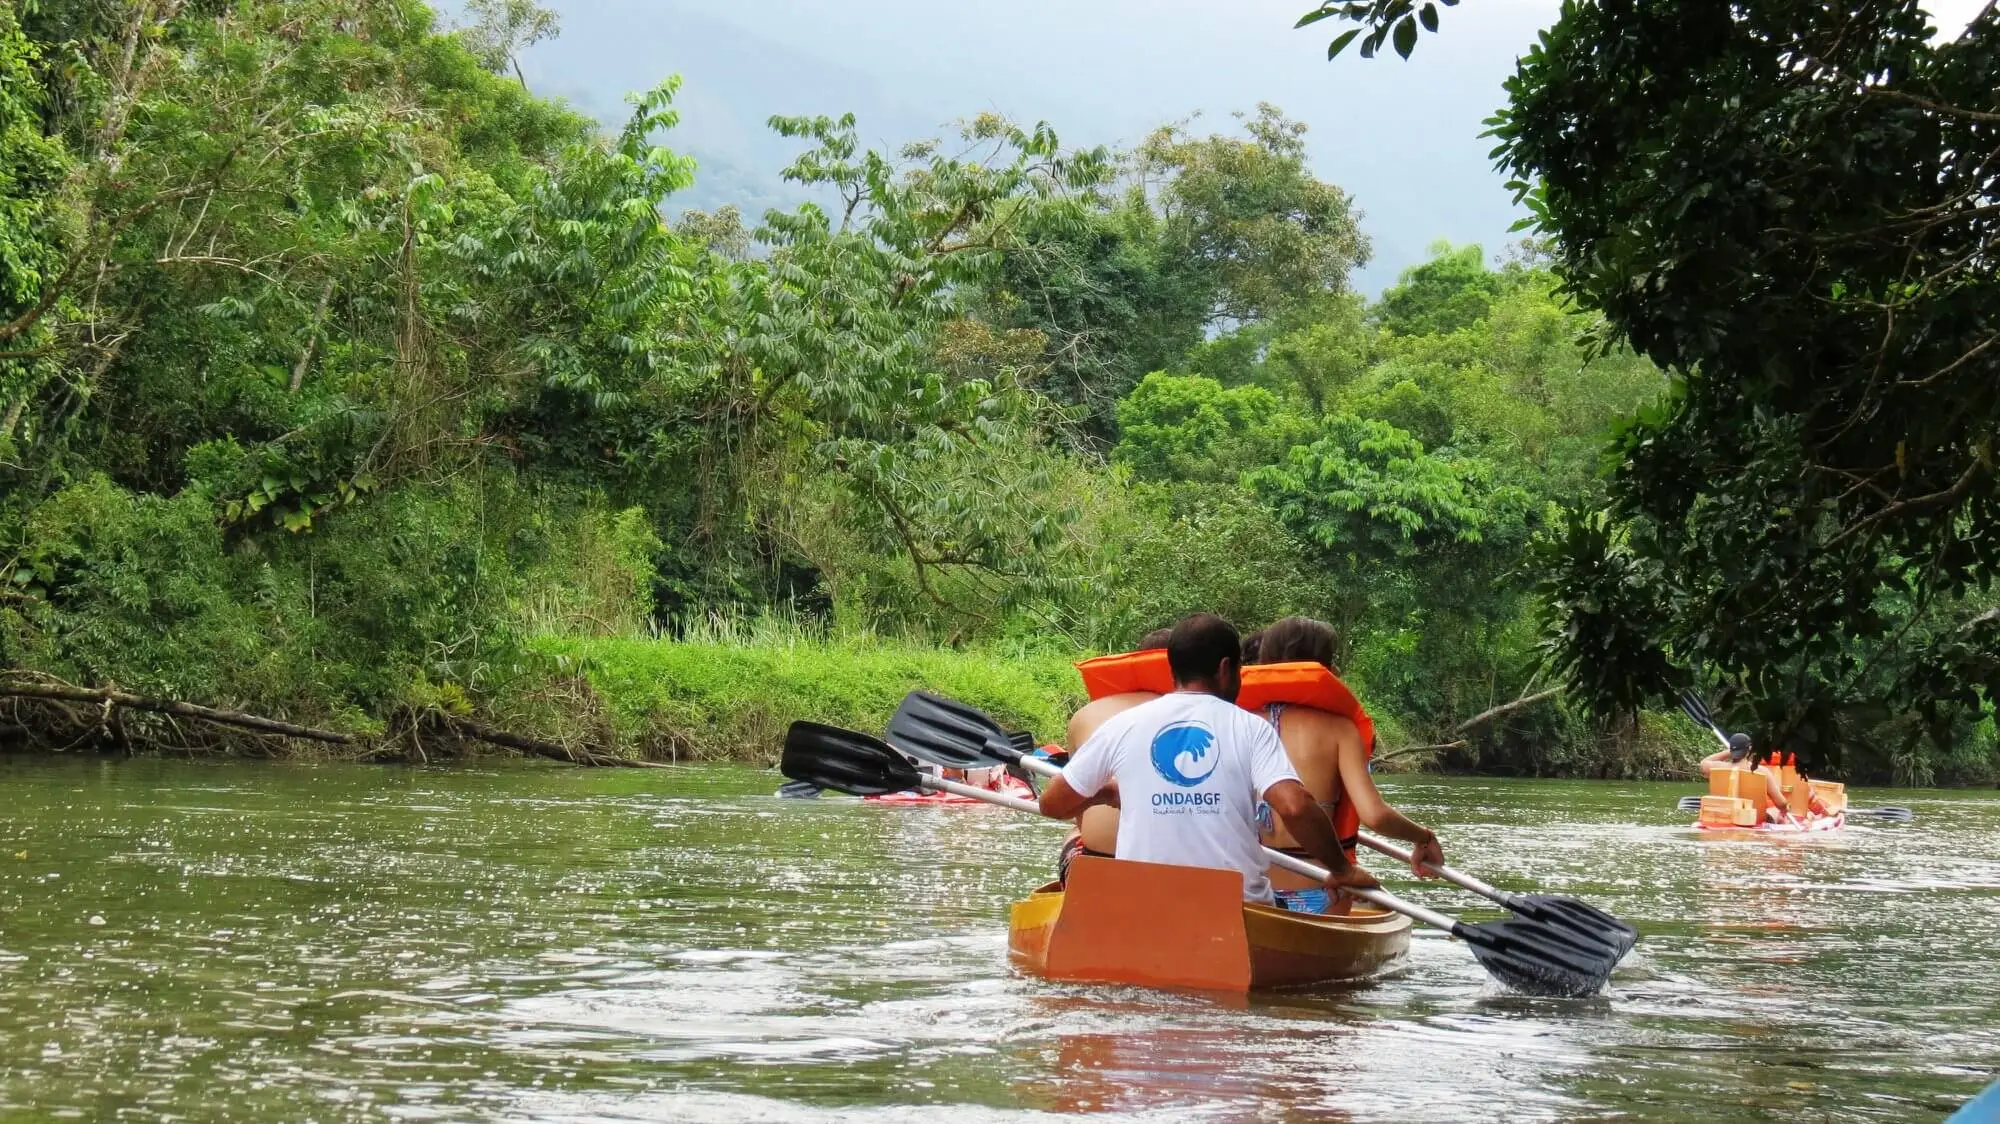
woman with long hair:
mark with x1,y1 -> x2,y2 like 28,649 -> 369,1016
1253,616 -> 1445,912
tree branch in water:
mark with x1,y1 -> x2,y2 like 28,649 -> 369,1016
0,678 -> 666,768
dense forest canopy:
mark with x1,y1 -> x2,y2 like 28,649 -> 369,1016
1304,0 -> 1999,783
0,0 -> 1990,783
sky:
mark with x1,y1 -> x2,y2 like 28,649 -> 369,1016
514,0 -> 1993,294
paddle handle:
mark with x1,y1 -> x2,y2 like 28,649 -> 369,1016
1356,830 -> 1516,907
1012,751 -> 1061,780
1004,751 -> 1462,936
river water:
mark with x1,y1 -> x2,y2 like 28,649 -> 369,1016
0,759 -> 1995,1122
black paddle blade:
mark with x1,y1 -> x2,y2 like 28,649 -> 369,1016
1678,690 -> 1717,733
776,779 -> 824,799
781,721 -> 923,797
1457,917 -> 1618,999
1677,795 -> 1703,812
885,691 -> 1016,770
1510,894 -> 1639,960
1856,806 -> 1915,822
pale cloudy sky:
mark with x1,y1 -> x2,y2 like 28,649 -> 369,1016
516,0 -> 1991,292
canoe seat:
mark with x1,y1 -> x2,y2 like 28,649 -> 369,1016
1808,779 -> 1846,813
1041,856 -> 1252,991
1699,795 -> 1757,827
1708,766 -> 1772,815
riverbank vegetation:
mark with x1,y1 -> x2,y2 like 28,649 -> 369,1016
1,0 -> 1991,783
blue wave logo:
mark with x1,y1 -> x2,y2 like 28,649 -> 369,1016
1150,722 -> 1218,788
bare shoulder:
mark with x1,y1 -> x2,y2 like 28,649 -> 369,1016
1068,692 -> 1157,749
1287,706 -> 1360,745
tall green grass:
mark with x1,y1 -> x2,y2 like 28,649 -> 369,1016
530,620 -> 1735,779
535,624 -> 1084,762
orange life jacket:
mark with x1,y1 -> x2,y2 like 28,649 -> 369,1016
1076,648 -> 1173,699
1236,661 -> 1377,856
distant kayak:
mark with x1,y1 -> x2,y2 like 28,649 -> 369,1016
865,773 -> 1035,805
1695,810 -> 1845,834
1692,762 -> 1848,833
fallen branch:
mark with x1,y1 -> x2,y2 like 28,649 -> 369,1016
1375,740 -> 1468,764
0,681 -> 354,743
1454,686 -> 1565,734
0,678 -> 670,768
1376,686 -> 1567,763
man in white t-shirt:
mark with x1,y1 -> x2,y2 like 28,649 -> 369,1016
1038,613 -> 1380,905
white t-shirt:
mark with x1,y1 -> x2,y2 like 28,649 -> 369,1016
1060,691 -> 1300,903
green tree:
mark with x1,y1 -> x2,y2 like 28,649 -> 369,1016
1493,1 -> 2000,777
983,105 -> 1370,441
1303,0 -> 1997,780
1112,373 -> 1311,485
0,3 -> 70,460
458,0 -> 560,88
1374,241 -> 1505,337
1138,104 -> 1371,328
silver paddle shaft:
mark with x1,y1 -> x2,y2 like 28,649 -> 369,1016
976,750 -> 1462,935
919,774 -> 1042,813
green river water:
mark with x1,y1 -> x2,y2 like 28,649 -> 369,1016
1,758 -> 1996,1122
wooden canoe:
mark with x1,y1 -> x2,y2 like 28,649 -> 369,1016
1008,855 -> 1411,992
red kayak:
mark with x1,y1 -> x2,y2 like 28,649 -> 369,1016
865,773 -> 1036,805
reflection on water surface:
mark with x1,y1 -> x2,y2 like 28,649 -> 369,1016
0,759 -> 1995,1121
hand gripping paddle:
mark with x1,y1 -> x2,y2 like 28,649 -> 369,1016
886,690 -> 1638,961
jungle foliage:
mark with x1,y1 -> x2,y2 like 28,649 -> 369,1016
2,0 -> 1987,781
1307,0 -> 1999,784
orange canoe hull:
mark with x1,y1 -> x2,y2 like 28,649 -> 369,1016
1007,856 -> 1411,992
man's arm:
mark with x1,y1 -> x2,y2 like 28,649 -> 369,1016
1266,779 -> 1378,891
1697,750 -> 1729,775
1041,725 -> 1119,820
1039,774 -> 1118,820
1760,767 -> 1787,805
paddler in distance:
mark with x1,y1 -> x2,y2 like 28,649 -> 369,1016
1699,732 -> 1792,824
1038,613 -> 1380,907
1251,617 -> 1445,912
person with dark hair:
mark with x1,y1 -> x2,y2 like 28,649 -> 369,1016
1257,616 -> 1332,669
1254,616 -> 1444,912
1241,629 -> 1266,666
1058,626 -> 1173,882
1698,732 -> 1792,823
1040,614 -> 1380,906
